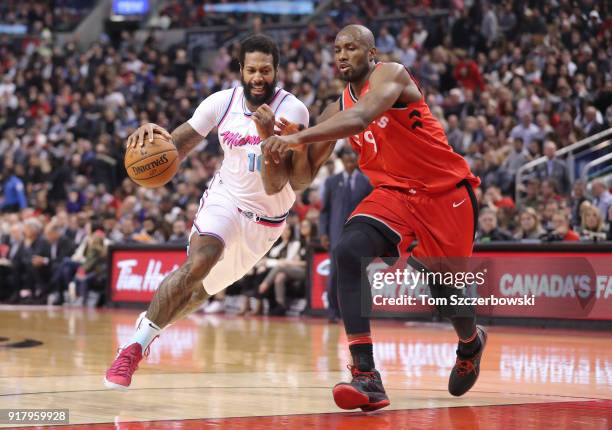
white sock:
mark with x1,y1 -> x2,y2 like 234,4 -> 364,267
130,313 -> 161,351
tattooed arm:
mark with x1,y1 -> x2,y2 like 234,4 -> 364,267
126,90 -> 235,161
171,123 -> 206,162
125,121 -> 205,162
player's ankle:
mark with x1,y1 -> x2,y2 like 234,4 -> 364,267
458,331 -> 481,357
348,338 -> 375,372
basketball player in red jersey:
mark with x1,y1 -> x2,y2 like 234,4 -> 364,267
263,25 -> 487,412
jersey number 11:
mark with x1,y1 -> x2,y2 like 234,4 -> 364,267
247,153 -> 262,172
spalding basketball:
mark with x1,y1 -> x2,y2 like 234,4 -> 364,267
124,134 -> 179,188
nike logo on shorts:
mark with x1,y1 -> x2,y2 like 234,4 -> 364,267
453,199 -> 467,208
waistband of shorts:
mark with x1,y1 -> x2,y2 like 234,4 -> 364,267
237,207 -> 288,227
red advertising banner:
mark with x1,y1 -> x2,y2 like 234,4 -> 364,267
309,250 -> 612,320
310,252 -> 330,311
474,252 -> 611,320
109,247 -> 186,303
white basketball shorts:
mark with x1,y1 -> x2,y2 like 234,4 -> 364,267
188,175 -> 286,295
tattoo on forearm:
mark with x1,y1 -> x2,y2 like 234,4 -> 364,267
172,123 -> 205,161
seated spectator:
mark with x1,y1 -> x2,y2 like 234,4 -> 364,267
43,222 -> 76,305
521,178 -> 541,209
115,217 -> 138,243
476,208 -> 514,242
133,216 -> 165,243
514,208 -> 545,241
569,180 -> 590,227
607,206 -> 612,241
540,212 -> 580,242
591,179 -> 612,220
541,200 -> 560,231
579,204 -> 607,242
21,218 -> 51,303
254,225 -> 303,316
167,218 -> 188,245
540,178 -> 562,205
257,219 -> 316,316
510,113 -> 540,147
483,185 -> 515,210
72,231 -> 108,307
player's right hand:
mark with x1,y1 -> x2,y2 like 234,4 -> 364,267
252,104 -> 275,139
126,123 -> 172,149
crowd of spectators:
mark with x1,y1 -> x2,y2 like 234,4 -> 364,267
1,1 -> 611,309
0,0 -> 96,34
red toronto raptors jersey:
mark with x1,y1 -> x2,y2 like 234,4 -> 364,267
341,64 -> 480,193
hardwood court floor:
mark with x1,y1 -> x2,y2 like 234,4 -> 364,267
0,306 -> 610,429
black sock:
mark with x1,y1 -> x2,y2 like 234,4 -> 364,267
349,343 -> 375,371
457,329 -> 481,357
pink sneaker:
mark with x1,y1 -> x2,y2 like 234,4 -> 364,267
104,343 -> 144,390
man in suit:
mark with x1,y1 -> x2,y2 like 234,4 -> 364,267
0,223 -> 25,302
591,179 -> 612,221
319,148 -> 372,322
20,218 -> 52,303
43,222 -> 77,305
536,140 -> 569,195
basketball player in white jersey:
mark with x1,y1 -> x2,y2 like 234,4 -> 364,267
104,34 -> 313,389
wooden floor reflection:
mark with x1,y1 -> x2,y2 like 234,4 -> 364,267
0,306 -> 610,429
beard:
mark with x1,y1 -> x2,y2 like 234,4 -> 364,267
339,62 -> 370,83
241,76 -> 277,107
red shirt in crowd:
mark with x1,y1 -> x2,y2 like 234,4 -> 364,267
453,59 -> 485,92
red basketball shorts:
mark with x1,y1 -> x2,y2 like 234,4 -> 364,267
346,181 -> 477,259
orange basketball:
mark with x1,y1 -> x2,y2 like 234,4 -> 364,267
124,133 -> 179,188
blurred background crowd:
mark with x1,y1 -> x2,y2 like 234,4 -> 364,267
0,0 -> 611,311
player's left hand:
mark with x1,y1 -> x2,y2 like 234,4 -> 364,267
275,117 -> 304,135
252,104 -> 275,139
262,134 -> 304,164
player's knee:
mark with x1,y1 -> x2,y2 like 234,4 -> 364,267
335,232 -> 363,269
187,239 -> 224,280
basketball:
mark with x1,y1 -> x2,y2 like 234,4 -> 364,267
124,133 -> 179,188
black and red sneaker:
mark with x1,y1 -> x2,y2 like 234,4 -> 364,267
448,325 -> 488,396
332,365 -> 390,412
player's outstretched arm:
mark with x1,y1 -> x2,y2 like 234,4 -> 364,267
288,100 -> 340,191
262,63 -> 420,161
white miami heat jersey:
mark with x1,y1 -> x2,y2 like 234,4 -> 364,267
188,86 -> 309,217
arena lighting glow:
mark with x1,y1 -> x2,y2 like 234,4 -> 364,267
204,1 -> 314,15
112,0 -> 149,15
0,24 -> 27,35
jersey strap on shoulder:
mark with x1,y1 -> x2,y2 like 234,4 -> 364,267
217,87 -> 238,128
270,88 -> 291,114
